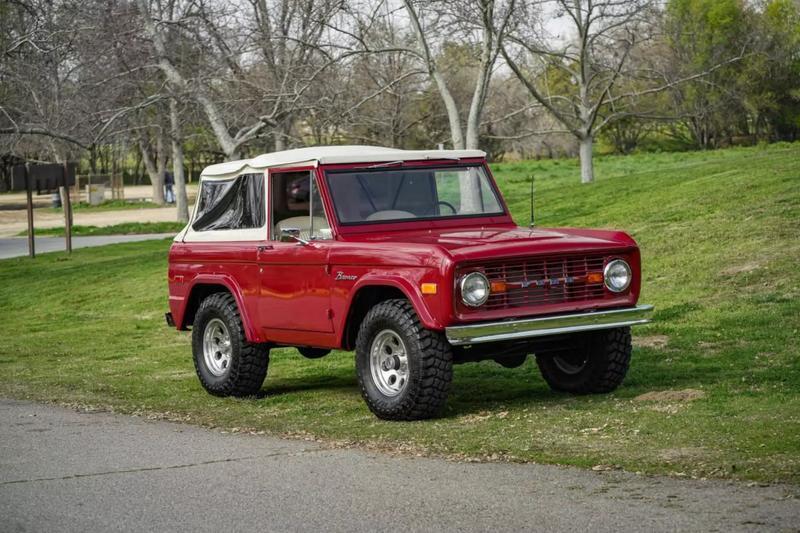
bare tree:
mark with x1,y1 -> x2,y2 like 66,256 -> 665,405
503,0 -> 746,182
401,0 -> 518,150
135,0 -> 277,159
0,1 -> 159,161
244,0 -> 348,151
502,0 -> 655,183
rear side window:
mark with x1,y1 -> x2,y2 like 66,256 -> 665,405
193,173 -> 265,231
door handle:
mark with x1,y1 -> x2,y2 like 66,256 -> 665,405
257,245 -> 273,252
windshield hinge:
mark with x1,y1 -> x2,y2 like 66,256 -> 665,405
367,160 -> 404,168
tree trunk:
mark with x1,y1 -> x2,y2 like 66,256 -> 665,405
170,99 -> 189,222
465,71 -> 486,150
139,137 -> 165,205
274,122 -> 286,152
402,0 -> 464,150
579,135 -> 594,184
465,13 -> 493,151
89,145 -> 98,175
431,71 -> 464,150
459,167 -> 484,213
133,149 -> 142,185
156,133 -> 167,201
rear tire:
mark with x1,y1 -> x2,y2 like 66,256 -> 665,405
192,292 -> 269,397
536,327 -> 631,394
355,299 -> 453,420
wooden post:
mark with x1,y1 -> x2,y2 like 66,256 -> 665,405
62,163 -> 72,254
24,163 -> 35,258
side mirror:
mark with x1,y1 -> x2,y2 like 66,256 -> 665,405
280,227 -> 308,245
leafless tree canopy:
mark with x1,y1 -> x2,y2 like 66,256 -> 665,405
2,0 -> 798,188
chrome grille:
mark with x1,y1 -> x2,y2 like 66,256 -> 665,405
477,254 -> 607,310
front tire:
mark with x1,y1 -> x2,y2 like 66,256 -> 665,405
536,327 -> 631,394
355,299 -> 453,420
192,292 -> 269,397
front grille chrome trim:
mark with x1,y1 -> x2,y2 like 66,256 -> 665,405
445,305 -> 654,346
460,253 -> 611,312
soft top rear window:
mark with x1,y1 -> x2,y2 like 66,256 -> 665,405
325,165 -> 503,224
193,173 -> 265,231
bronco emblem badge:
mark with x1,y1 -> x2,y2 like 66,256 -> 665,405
516,276 -> 576,288
335,271 -> 358,281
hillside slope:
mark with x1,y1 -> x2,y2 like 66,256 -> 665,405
1,142 -> 798,482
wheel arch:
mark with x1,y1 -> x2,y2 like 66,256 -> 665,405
340,279 -> 441,350
181,277 -> 260,342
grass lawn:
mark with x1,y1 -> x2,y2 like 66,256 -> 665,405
1,143 -> 798,483
51,199 -> 166,212
25,221 -> 187,237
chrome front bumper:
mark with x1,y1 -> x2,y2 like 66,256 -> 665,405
445,305 -> 654,346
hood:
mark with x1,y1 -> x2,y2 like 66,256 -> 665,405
345,224 -> 637,261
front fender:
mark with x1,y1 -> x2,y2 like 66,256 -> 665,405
348,273 -> 444,331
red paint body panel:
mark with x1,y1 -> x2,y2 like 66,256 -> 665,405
168,242 -> 265,342
168,157 -> 644,350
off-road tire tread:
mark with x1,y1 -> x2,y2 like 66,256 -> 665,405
592,327 -> 632,393
192,292 -> 269,397
537,327 -> 631,394
355,299 -> 453,420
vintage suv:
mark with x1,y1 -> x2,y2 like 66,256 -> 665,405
167,146 -> 652,420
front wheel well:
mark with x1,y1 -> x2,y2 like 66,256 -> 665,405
343,286 -> 407,350
183,283 -> 232,328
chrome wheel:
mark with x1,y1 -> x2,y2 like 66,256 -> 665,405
553,354 -> 587,375
369,329 -> 409,397
203,318 -> 232,377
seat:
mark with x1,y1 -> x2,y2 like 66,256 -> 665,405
275,216 -> 330,240
365,210 -> 416,221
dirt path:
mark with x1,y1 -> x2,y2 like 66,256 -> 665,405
0,184 -> 198,237
0,206 -> 182,237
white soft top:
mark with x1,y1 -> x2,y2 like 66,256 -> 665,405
199,145 -> 486,180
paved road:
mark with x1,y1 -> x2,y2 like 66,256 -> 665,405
0,234 -> 174,259
1,400 -> 798,532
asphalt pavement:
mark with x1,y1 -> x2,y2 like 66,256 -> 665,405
0,234 -> 174,259
1,399 -> 798,532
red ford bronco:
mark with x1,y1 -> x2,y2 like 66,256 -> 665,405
167,146 -> 652,420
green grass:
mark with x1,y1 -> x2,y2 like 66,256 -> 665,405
24,221 -> 187,237
1,143 -> 798,483
50,199 -> 166,213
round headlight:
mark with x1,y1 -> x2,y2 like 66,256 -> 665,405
604,259 -> 632,293
460,272 -> 490,307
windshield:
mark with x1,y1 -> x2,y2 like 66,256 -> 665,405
325,165 -> 504,224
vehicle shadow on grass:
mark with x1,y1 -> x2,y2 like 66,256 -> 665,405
255,373 -> 357,398
440,350 -> 727,418
250,348 -> 724,415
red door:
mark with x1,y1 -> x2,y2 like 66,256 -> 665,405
257,168 -> 334,335
257,241 -> 333,333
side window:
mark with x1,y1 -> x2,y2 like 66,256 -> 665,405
193,173 -> 265,231
271,171 -> 332,240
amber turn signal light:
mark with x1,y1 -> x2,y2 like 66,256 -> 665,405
421,283 -> 438,295
490,281 -> 507,293
587,272 -> 604,284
